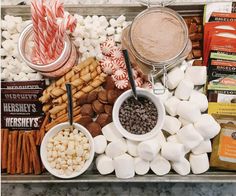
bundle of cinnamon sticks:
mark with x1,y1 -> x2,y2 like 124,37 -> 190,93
1,127 -> 48,175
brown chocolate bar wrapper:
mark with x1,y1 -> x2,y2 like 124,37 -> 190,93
1,80 -> 45,89
1,116 -> 44,130
1,101 -> 43,116
1,89 -> 43,101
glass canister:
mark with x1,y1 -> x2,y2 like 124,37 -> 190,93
18,24 -> 78,78
121,7 -> 192,92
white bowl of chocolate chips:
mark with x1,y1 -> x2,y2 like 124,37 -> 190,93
113,88 -> 165,141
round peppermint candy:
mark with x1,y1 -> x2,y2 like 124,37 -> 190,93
113,68 -> 128,80
115,79 -> 129,89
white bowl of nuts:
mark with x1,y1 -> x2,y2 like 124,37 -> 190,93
40,122 -> 94,179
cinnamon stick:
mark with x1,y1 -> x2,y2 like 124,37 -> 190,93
37,113 -> 50,145
7,133 -> 12,174
23,133 -> 29,174
10,131 -> 18,174
28,132 -> 41,174
25,133 -> 33,174
2,129 -> 9,170
16,131 -> 23,174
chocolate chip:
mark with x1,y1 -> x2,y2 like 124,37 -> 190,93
119,96 -> 158,135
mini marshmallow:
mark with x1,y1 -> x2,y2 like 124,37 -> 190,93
2,40 -> 14,51
138,138 -> 161,161
172,158 -> 190,176
189,153 -> 209,174
109,18 -> 117,27
96,154 -> 114,175
162,115 -> 181,135
94,135 -> 107,154
105,139 -> 127,158
2,31 -> 11,39
126,140 -> 139,157
106,27 -> 115,35
194,114 -> 221,140
161,142 -> 185,162
192,140 -> 212,155
150,155 -> 171,176
189,90 -> 208,112
175,79 -> 194,100
165,67 -> 185,90
114,153 -> 135,179
114,34 -> 121,42
117,15 -> 126,23
185,66 -> 207,85
176,101 -> 201,123
134,157 -> 150,175
178,117 -> 191,127
164,96 -> 181,116
177,124 -> 203,149
102,122 -> 123,142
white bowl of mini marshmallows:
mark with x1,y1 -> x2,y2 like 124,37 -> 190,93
40,122 -> 94,179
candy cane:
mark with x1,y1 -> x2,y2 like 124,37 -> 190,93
53,0 -> 64,18
31,1 -> 40,63
65,14 -> 77,33
55,20 -> 65,57
45,3 -> 58,57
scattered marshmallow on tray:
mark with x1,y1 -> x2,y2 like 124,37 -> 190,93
172,158 -> 191,176
150,155 -> 171,176
96,154 -> 114,175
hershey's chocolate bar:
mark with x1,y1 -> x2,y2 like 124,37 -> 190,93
1,89 -> 43,100
1,101 -> 43,116
1,116 -> 44,130
1,80 -> 45,89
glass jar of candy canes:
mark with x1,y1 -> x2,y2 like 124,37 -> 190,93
18,24 -> 78,78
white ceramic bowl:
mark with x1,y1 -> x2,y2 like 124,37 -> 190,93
112,88 -> 165,141
40,122 -> 95,179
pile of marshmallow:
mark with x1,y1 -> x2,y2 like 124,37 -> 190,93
46,127 -> 90,176
93,61 -> 221,178
1,15 -> 43,81
71,14 -> 130,62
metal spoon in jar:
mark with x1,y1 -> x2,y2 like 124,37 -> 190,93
66,83 -> 73,130
122,49 -> 138,101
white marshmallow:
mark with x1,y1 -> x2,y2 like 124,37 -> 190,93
165,67 -> 185,90
96,154 -> 114,175
176,101 -> 201,123
109,18 -> 117,27
114,34 -> 121,42
106,27 -> 115,35
189,90 -> 208,112
2,31 -> 11,39
154,131 -> 166,147
178,117 -> 191,127
134,157 -> 150,175
189,153 -> 209,174
154,83 -> 171,103
177,124 -> 203,149
105,139 -> 127,158
94,135 -> 107,154
2,40 -> 14,51
166,135 -> 190,154
114,153 -> 135,179
167,135 -> 179,143
175,79 -> 194,100
164,96 -> 181,116
0,48 -> 7,56
6,21 -> 16,32
138,138 -> 161,161
162,115 -> 181,135
150,155 -> 171,176
194,114 -> 221,140
172,158 -> 190,176
161,142 -> 185,162
102,122 -> 123,142
117,15 -> 126,24
126,140 -> 139,157
185,66 -> 207,85
192,140 -> 212,155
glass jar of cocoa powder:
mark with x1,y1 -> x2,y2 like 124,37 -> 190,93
18,24 -> 78,78
121,7 -> 192,91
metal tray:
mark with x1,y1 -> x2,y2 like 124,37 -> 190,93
1,4 -> 236,184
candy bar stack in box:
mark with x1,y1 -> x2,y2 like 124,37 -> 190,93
1,80 -> 46,175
